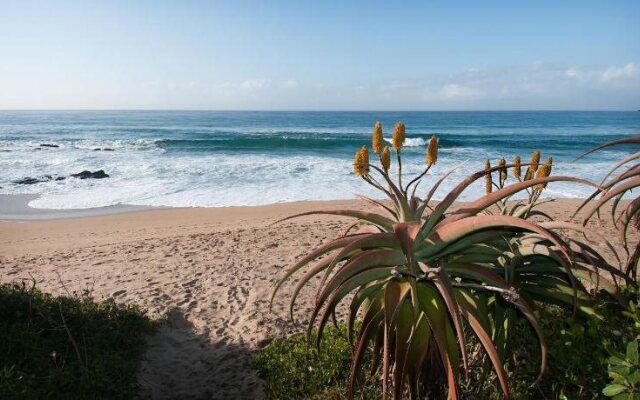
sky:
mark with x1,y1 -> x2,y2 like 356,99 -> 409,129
0,0 -> 639,110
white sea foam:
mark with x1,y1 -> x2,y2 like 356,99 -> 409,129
384,137 -> 426,147
0,118 -> 633,210
4,145 -> 618,210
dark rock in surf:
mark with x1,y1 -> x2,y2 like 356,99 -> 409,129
13,174 -> 65,185
40,143 -> 59,148
71,170 -> 109,179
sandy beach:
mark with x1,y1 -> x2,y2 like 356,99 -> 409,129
0,198 -> 627,399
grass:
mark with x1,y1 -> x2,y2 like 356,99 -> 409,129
0,281 -> 157,399
255,323 -> 382,400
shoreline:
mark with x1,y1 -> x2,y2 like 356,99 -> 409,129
0,194 -> 158,221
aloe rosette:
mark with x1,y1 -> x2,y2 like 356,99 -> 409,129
272,122 -> 614,399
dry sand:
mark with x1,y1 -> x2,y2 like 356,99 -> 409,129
0,198 -> 628,399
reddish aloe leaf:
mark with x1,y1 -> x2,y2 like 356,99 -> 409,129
425,215 -> 574,285
433,272 -> 470,375
393,221 -> 421,263
288,256 -> 335,321
620,198 -> 640,248
316,248 -> 405,307
442,176 -> 598,225
600,150 -> 640,184
356,194 -> 398,219
314,267 -> 395,348
348,280 -> 387,344
270,233 -> 368,309
420,163 -> 535,239
447,263 -> 547,380
582,177 -> 640,224
320,232 -> 398,292
574,136 -> 640,162
348,307 -> 384,399
539,221 -> 622,267
275,209 -> 395,230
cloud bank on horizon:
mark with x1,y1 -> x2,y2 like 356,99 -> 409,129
0,1 -> 638,110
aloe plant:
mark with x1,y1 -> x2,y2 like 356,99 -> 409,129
273,122 -> 613,399
574,137 -> 640,284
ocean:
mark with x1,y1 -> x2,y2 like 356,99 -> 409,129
0,111 -> 638,209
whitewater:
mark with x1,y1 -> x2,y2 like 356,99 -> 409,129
0,111 -> 638,209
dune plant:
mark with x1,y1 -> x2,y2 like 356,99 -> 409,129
272,121 -> 613,399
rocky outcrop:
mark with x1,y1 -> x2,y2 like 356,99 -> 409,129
71,170 -> 109,179
13,175 -> 65,185
40,143 -> 59,148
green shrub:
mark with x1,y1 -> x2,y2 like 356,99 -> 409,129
255,323 -> 381,399
257,297 -> 632,399
0,281 -> 157,399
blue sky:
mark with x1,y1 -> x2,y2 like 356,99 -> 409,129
0,1 -> 639,110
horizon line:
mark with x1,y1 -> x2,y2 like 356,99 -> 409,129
0,108 -> 638,113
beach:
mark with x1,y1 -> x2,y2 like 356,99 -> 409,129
0,197 -> 625,399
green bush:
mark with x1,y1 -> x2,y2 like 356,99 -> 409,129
255,323 -> 381,399
257,296 -> 633,399
0,281 -> 157,399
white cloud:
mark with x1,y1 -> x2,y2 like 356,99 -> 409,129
282,79 -> 298,89
601,62 -> 639,82
240,78 -> 269,90
439,83 -> 480,99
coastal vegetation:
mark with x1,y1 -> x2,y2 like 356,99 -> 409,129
265,122 -> 640,399
0,281 -> 156,399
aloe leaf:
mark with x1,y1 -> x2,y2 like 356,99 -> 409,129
348,307 -> 384,399
446,263 -> 548,379
433,273 -> 470,374
540,221 -> 622,267
443,176 -> 598,225
574,136 -> 640,162
404,312 -> 432,399
321,232 -> 398,292
393,299 -> 414,399
357,194 -> 398,219
314,267 -> 395,348
275,209 -> 395,231
393,221 -> 422,263
455,290 -> 511,399
415,283 -> 460,399
348,280 -> 387,344
270,233 -> 368,309
601,150 -> 640,185
317,248 -> 405,308
582,177 -> 640,223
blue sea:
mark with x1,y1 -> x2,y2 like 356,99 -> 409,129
0,111 -> 638,209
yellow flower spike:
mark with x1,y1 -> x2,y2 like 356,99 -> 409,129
513,155 -> 522,180
392,121 -> 405,151
530,150 -> 541,172
499,157 -> 507,182
372,121 -> 384,154
524,150 -> 540,181
535,156 -> 553,190
353,146 -> 370,176
426,135 -> 438,165
381,146 -> 391,172
484,159 -> 492,194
